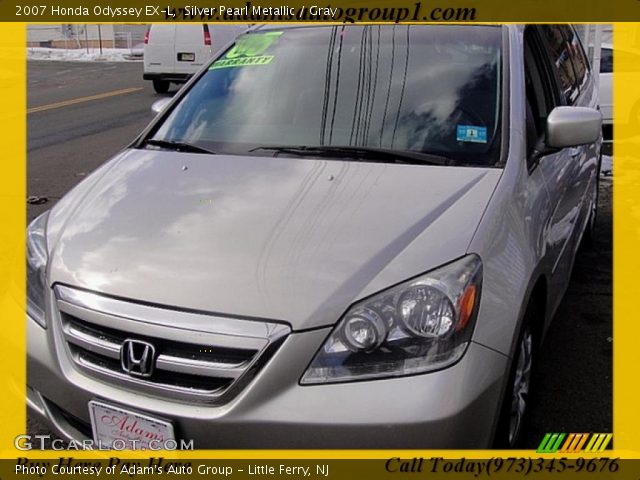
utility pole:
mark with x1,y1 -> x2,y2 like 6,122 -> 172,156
97,24 -> 103,55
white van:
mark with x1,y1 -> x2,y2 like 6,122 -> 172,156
143,24 -> 250,93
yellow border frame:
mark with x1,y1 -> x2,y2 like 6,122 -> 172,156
1,22 -> 638,459
0,23 -> 27,458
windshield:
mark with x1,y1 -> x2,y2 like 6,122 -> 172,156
150,25 -> 504,167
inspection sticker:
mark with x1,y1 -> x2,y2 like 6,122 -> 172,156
456,125 -> 488,143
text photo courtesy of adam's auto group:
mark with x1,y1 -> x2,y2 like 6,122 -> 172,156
25,23 -> 612,450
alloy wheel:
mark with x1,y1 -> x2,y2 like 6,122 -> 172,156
509,327 -> 533,445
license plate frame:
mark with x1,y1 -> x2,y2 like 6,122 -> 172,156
88,400 -> 175,450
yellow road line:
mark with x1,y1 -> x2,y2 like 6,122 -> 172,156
27,87 -> 144,114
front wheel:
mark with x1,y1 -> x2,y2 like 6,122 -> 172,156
495,320 -> 535,448
152,79 -> 170,94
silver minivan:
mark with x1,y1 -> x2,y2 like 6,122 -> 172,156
27,24 -> 602,449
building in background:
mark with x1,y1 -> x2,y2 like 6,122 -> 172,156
27,25 -> 146,50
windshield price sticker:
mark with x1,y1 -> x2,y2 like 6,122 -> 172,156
211,31 -> 283,70
211,55 -> 274,69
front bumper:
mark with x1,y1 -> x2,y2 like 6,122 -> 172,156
28,312 -> 509,449
143,72 -> 191,83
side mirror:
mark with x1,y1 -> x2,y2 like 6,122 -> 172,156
546,106 -> 602,149
151,97 -> 172,115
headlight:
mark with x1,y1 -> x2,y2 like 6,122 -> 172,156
27,212 -> 49,327
301,254 -> 482,384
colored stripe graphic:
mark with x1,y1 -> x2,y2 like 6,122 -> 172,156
538,433 -> 612,453
559,433 -> 590,452
584,433 -> 613,452
537,433 -> 566,453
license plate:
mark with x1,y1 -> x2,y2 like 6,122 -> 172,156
178,52 -> 195,62
89,401 -> 175,450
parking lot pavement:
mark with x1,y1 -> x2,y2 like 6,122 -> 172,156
26,60 -> 612,448
28,60 -> 174,223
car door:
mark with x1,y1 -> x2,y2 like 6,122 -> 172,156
558,26 -> 600,258
524,26 -> 583,315
173,25 -> 210,75
144,25 -> 177,75
541,25 -> 599,259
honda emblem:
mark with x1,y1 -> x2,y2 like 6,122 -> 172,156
120,339 -> 156,377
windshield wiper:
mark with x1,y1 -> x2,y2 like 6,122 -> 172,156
143,139 -> 216,155
250,145 -> 450,166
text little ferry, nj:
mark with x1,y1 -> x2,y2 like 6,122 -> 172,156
16,458 -> 329,478
246,464 -> 329,477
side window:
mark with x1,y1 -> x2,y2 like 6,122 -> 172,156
539,25 -> 579,104
563,27 -> 591,90
566,26 -> 591,89
524,27 -> 560,161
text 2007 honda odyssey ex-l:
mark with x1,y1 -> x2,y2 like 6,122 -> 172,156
27,24 -> 601,449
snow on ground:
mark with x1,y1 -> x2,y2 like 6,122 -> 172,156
27,46 -> 143,62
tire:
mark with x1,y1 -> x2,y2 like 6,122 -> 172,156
494,311 -> 536,448
152,80 -> 170,94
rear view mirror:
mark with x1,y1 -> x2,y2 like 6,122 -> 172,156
546,106 -> 602,149
151,97 -> 172,115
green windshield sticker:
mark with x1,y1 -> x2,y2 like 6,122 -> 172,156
211,31 -> 283,70
211,56 -> 274,69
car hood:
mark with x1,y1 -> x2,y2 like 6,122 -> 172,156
47,149 -> 501,330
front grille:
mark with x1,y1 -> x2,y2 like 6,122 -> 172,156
54,285 -> 290,404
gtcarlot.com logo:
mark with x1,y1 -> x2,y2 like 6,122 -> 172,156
537,433 -> 613,453
14,434 -> 194,451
